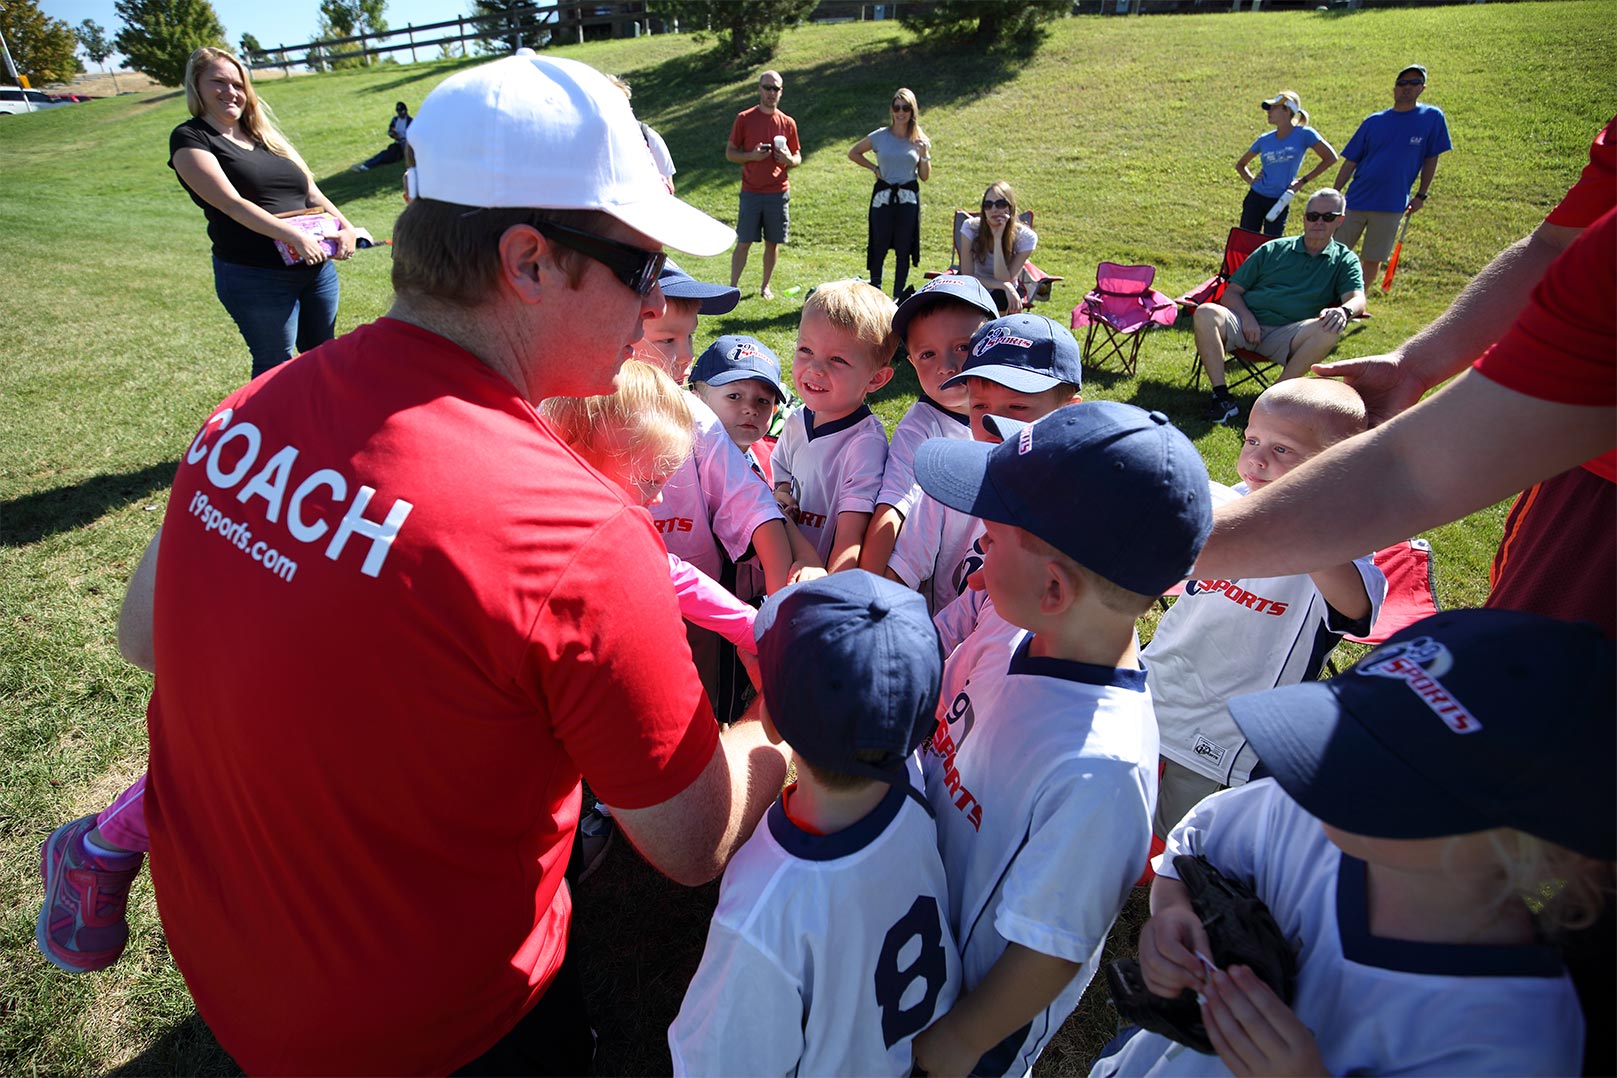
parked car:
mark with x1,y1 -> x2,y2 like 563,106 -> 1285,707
49,92 -> 93,104
0,86 -> 68,114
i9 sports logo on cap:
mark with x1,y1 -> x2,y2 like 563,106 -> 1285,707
1358,637 -> 1481,734
972,326 -> 1033,357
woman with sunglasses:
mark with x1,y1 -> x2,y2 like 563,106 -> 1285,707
1236,90 -> 1338,237
960,180 -> 1036,313
847,87 -> 931,300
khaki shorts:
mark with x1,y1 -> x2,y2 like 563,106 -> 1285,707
1336,209 -> 1402,263
1212,307 -> 1308,363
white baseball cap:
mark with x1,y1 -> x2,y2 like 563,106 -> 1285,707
406,54 -> 734,257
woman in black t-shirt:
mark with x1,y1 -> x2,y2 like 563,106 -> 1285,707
170,47 -> 356,377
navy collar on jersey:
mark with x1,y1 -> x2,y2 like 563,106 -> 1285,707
1007,634 -> 1148,691
803,404 -> 873,442
1335,852 -> 1567,978
918,393 -> 971,427
766,774 -> 910,861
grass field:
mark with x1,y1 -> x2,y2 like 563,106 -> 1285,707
2,3 -> 1614,1073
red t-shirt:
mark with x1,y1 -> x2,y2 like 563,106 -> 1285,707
1474,209 -> 1616,480
145,319 -> 718,1075
1544,116 -> 1615,229
730,106 -> 799,194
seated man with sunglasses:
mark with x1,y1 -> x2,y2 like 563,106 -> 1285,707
1194,188 -> 1366,424
125,54 -> 795,1076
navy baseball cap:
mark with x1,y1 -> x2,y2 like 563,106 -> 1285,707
915,402 -> 1211,596
658,258 -> 740,315
755,571 -> 942,784
689,335 -> 787,401
1229,609 -> 1615,861
940,314 -> 1083,394
892,274 -> 999,342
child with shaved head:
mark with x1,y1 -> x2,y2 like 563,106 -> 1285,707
1145,377 -> 1389,837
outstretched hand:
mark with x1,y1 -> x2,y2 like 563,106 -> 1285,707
1201,966 -> 1326,1077
1311,352 -> 1426,426
1138,904 -> 1213,999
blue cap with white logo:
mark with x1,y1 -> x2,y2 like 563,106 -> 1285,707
689,335 -> 787,401
755,571 -> 941,784
915,401 -> 1210,596
892,274 -> 999,341
1229,609 -> 1615,860
940,314 -> 1084,394
658,258 -> 740,315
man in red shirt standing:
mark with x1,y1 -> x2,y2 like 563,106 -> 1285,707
84,54 -> 791,1076
727,69 -> 801,299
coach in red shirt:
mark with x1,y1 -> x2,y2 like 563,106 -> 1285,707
134,55 -> 788,1075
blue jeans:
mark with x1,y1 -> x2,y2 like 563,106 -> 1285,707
212,257 -> 341,378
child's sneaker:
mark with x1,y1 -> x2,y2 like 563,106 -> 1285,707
36,815 -> 143,973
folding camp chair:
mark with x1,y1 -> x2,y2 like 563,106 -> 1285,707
1175,227 -> 1269,313
1326,538 -> 1441,674
1070,262 -> 1177,376
925,209 -> 1063,310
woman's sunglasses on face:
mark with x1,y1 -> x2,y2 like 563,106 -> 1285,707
982,198 -> 1011,210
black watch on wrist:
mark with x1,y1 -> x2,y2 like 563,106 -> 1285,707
1415,191 -> 1430,199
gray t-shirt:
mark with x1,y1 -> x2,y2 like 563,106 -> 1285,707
868,127 -> 920,185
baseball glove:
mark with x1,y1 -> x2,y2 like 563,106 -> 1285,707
1105,854 -> 1298,1054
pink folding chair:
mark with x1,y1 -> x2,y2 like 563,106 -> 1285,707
1071,262 -> 1177,376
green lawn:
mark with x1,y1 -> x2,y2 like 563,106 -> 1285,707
2,3 -> 1613,1073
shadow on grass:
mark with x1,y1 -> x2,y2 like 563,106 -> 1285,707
1,460 -> 177,548
106,1011 -> 240,1077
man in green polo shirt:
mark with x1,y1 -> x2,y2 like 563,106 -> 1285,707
1194,188 -> 1366,423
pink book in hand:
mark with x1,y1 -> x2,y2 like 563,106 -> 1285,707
273,211 -> 340,265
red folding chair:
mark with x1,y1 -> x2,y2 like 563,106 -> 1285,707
1175,227 -> 1269,313
1071,262 -> 1177,376
1346,539 -> 1440,646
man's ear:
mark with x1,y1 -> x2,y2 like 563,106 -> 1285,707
866,364 -> 896,394
497,224 -> 549,304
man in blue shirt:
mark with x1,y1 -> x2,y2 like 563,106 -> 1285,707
1333,65 -> 1453,288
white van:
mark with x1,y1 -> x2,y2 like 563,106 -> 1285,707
0,86 -> 67,115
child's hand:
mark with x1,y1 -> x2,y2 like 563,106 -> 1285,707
911,1016 -> 979,1078
736,647 -> 762,692
773,486 -> 799,514
1201,966 -> 1326,1077
1138,904 -> 1213,998
788,563 -> 826,585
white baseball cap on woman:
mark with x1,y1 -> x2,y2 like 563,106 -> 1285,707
406,54 -> 735,257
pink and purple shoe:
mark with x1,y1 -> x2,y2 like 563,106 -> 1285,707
36,814 -> 143,973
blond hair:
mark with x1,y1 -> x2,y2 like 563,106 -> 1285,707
183,48 -> 311,183
803,279 -> 899,366
972,180 -> 1027,270
1254,378 -> 1367,449
540,361 -> 694,479
891,87 -> 928,148
1484,830 -> 1615,938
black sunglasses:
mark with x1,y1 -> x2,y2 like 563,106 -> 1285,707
982,198 -> 1011,210
760,84 -> 782,92
534,221 -> 666,296
1304,211 -> 1343,222
1395,78 -> 1424,86
891,101 -> 913,111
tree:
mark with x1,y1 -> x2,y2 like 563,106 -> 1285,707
314,0 -> 387,67
113,0 -> 226,86
0,0 -> 81,85
900,0 -> 1067,47
469,0 -> 551,55
78,18 -> 120,91
647,0 -> 815,65
238,31 -> 263,64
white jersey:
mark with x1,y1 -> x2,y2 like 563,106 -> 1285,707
1145,482 -> 1387,786
651,393 -> 784,581
922,629 -> 1159,1077
669,761 -> 961,1077
932,586 -> 999,660
772,404 -> 889,565
877,396 -> 972,516
888,489 -> 985,616
1091,780 -> 1584,1077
